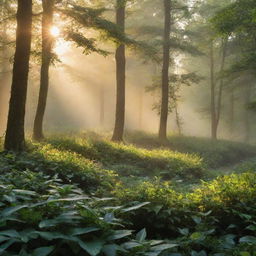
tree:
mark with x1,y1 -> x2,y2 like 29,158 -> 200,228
4,0 -> 33,151
112,0 -> 126,142
33,0 -> 55,141
158,0 -> 171,141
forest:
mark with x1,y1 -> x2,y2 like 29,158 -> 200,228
0,0 -> 256,255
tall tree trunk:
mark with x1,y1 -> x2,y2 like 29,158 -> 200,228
159,0 -> 171,141
229,86 -> 235,136
112,0 -> 126,142
215,38 -> 228,135
210,41 -> 217,140
99,84 -> 105,127
33,0 -> 55,141
174,100 -> 182,135
138,87 -> 143,129
0,2 -> 10,131
4,0 -> 32,151
244,84 -> 252,143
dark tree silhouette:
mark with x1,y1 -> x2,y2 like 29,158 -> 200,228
4,0 -> 32,151
33,0 -> 55,141
112,0 -> 126,142
159,0 -> 171,141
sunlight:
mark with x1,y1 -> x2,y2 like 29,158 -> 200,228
50,26 -> 60,37
53,39 -> 70,55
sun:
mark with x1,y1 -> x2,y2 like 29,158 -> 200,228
50,26 -> 60,37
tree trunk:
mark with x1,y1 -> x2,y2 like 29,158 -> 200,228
244,84 -> 252,143
210,41 -> 217,140
174,101 -> 182,135
33,0 -> 55,141
0,2 -> 10,131
112,0 -> 126,142
158,0 -> 171,142
215,38 -> 228,134
4,0 -> 32,151
229,86 -> 235,136
99,84 -> 105,127
138,87 -> 143,130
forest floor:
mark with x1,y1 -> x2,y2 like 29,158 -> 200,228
0,131 -> 256,255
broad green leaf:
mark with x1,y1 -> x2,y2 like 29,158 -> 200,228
151,243 -> 178,251
178,228 -> 189,236
192,216 -> 202,224
78,239 -> 104,256
122,241 -> 141,249
13,189 -> 37,196
122,202 -> 150,213
136,228 -> 147,242
0,230 -> 20,238
32,246 -> 55,256
1,205 -> 28,217
102,244 -> 125,256
239,236 -> 256,244
69,227 -> 100,236
107,230 -> 133,240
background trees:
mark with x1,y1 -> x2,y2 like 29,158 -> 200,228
2,0 -> 256,150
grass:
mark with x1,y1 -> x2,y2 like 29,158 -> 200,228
46,136 -> 205,181
126,131 -> 256,168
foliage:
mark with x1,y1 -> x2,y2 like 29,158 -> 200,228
46,136 -> 205,181
113,173 -> 256,255
126,131 -> 256,168
0,171 -> 175,256
0,145 -> 117,193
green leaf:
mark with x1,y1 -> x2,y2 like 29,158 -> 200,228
178,228 -> 189,236
122,202 -> 150,212
239,236 -> 256,244
0,229 -> 20,238
69,227 -> 100,236
190,232 -> 204,241
192,216 -> 201,224
13,189 -> 37,196
1,205 -> 28,217
240,252 -> 250,256
136,228 -> 147,242
122,241 -> 141,249
107,230 -> 133,240
151,243 -> 178,251
32,246 -> 55,256
102,244 -> 124,256
78,239 -> 104,256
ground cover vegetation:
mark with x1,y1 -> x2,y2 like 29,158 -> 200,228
0,133 -> 256,255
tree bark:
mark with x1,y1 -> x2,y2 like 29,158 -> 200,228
210,41 -> 217,140
4,0 -> 32,151
0,1 -> 10,131
158,0 -> 171,142
112,0 -> 126,142
229,86 -> 235,136
138,87 -> 143,130
33,0 -> 55,141
215,38 -> 228,133
99,84 -> 105,127
244,84 -> 252,143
